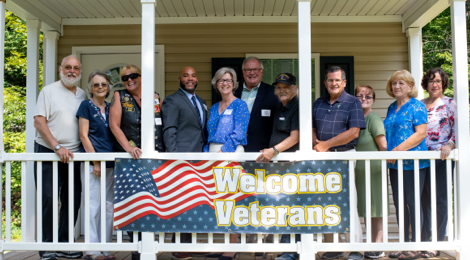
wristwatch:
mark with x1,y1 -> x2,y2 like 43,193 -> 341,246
272,146 -> 280,155
54,144 -> 61,152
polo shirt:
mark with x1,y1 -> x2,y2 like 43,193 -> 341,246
269,96 -> 299,152
312,91 -> 366,150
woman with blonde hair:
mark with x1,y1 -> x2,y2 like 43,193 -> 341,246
384,70 -> 429,259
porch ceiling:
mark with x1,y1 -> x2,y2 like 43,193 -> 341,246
6,0 -> 448,32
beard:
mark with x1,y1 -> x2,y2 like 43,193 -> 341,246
60,70 -> 81,87
180,81 -> 198,93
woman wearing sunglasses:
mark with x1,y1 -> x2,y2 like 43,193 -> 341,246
109,65 -> 164,260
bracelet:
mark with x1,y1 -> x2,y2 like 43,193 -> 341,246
272,146 -> 280,155
446,142 -> 454,149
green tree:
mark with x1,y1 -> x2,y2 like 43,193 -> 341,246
422,4 -> 470,98
2,10 -> 43,240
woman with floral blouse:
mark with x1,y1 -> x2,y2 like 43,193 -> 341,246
420,68 -> 456,258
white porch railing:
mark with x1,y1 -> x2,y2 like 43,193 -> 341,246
0,150 -> 459,260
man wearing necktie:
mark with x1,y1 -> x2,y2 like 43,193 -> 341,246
161,66 -> 208,259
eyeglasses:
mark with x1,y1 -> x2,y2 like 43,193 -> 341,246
93,83 -> 109,88
429,80 -> 442,85
326,79 -> 344,84
62,65 -> 81,71
356,95 -> 374,100
218,79 -> 234,84
121,73 -> 141,82
243,68 -> 263,73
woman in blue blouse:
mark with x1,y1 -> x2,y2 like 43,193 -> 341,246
205,67 -> 249,260
77,71 -> 115,260
204,67 -> 250,153
384,70 -> 429,259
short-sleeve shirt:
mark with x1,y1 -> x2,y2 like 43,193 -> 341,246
312,91 -> 366,150
420,96 -> 456,151
384,97 -> 430,170
269,96 -> 299,152
34,80 -> 87,152
204,98 -> 250,152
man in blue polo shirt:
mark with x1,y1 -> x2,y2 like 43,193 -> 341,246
312,66 -> 366,260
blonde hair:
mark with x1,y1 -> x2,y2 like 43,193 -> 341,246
385,70 -> 418,98
120,65 -> 141,77
211,67 -> 239,94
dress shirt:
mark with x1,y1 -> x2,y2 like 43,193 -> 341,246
180,88 -> 204,124
240,83 -> 260,113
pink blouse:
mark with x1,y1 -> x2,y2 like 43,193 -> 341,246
421,96 -> 456,151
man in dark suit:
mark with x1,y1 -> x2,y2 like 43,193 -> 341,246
162,66 -> 207,153
162,66 -> 207,260
235,56 -> 278,152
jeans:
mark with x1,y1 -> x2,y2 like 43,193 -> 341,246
33,142 -> 81,253
389,167 -> 426,242
421,160 -> 454,242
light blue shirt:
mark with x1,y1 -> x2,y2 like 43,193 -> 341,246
180,88 -> 204,125
240,83 -> 260,113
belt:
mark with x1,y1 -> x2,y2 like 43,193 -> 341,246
329,146 -> 355,152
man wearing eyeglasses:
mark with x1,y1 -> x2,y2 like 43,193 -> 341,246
312,66 -> 366,260
33,55 -> 86,260
235,56 -> 279,153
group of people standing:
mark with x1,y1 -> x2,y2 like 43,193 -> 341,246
33,54 -> 454,260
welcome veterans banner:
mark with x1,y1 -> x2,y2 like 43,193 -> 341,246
113,159 -> 351,234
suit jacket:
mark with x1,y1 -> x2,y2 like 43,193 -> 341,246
162,88 -> 208,152
235,81 -> 279,152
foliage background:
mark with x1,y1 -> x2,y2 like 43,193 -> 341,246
1,5 -> 470,240
2,10 -> 43,240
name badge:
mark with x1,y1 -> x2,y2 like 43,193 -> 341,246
262,109 -> 271,117
224,109 -> 233,115
279,117 -> 285,121
155,118 -> 162,125
203,104 -> 207,111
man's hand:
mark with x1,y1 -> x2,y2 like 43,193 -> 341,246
55,147 -> 74,164
313,139 -> 330,152
256,148 -> 275,163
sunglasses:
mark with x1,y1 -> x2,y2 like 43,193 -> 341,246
121,73 -> 141,82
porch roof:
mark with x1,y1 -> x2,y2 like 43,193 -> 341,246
7,0 -> 449,33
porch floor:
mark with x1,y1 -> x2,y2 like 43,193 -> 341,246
3,251 -> 456,260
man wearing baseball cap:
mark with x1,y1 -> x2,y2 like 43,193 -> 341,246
256,72 -> 300,260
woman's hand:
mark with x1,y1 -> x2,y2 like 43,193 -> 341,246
92,161 -> 101,177
437,145 -> 452,160
387,147 -> 400,164
127,147 -> 142,159
256,148 -> 275,163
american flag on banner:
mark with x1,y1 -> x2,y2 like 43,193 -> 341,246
113,160 -> 255,230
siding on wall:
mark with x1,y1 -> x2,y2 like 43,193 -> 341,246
59,22 -> 409,240
59,22 -> 408,117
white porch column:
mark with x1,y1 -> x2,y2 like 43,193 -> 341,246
449,0 -> 470,259
25,19 -> 42,243
406,27 -> 424,99
43,31 -> 60,85
141,0 -> 156,157
297,0 -> 313,152
140,1 -> 157,259
297,1 -> 315,260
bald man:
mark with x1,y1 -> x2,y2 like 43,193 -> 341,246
162,67 -> 207,153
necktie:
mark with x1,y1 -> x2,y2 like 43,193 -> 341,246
191,96 -> 202,127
